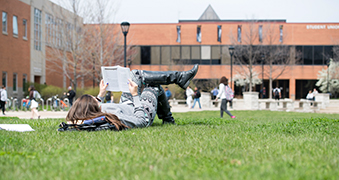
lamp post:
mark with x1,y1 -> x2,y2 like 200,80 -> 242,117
229,46 -> 235,89
261,53 -> 265,90
120,21 -> 130,67
92,53 -> 95,88
327,59 -> 330,93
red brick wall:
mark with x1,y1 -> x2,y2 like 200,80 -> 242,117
0,0 -> 30,96
126,22 -> 339,46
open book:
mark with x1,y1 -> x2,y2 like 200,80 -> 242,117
101,66 -> 130,92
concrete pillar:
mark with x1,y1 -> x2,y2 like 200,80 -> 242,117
201,92 -> 211,108
289,78 -> 296,100
243,92 -> 259,110
315,93 -> 330,109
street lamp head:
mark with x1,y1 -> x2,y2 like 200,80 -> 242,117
120,21 -> 130,36
229,46 -> 235,56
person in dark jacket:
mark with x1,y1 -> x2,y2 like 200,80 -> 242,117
67,86 -> 76,107
65,65 -> 199,130
191,87 -> 201,109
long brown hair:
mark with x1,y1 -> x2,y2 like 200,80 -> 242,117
220,76 -> 228,86
66,94 -> 129,130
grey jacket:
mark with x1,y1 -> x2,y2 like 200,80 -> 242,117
99,96 -> 149,128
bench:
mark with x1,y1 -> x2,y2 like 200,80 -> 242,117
259,99 -> 294,111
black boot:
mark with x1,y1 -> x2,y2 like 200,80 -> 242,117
141,64 -> 198,89
156,86 -> 175,124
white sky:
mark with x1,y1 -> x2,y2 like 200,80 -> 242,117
50,0 -> 339,23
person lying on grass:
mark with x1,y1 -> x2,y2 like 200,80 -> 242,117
63,65 -> 198,131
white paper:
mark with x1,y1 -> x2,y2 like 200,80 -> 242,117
101,66 -> 130,92
0,124 -> 35,132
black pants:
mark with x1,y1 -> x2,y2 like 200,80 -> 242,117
69,98 -> 73,106
0,101 -> 5,114
220,99 -> 233,117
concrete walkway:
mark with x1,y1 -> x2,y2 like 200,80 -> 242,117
1,105 -> 337,119
2,106 -> 220,119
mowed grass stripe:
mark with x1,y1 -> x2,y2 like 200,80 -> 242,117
0,111 -> 338,180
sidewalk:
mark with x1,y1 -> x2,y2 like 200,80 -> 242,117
2,106 -> 220,119
2,104 -> 337,119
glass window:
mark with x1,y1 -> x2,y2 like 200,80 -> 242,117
176,26 -> 181,43
56,18 -> 62,47
237,25 -> 242,43
2,12 -> 7,33
2,72 -> 7,87
13,73 -> 17,92
201,46 -> 211,59
13,16 -> 18,36
217,25 -> 222,42
313,46 -> 323,65
181,46 -> 190,59
23,74 -> 27,93
324,46 -> 333,61
34,8 -> 42,51
23,19 -> 27,38
303,46 -> 313,65
295,46 -> 303,64
259,25 -> 263,43
279,25 -> 283,43
141,46 -> 151,64
191,46 -> 201,59
197,25 -> 201,43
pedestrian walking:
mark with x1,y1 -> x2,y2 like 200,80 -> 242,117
67,86 -> 76,107
215,76 -> 235,118
211,87 -> 219,100
186,86 -> 194,108
0,86 -> 8,115
29,86 -> 41,119
191,87 -> 201,109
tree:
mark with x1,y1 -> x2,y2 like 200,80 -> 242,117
233,70 -> 262,92
261,23 -> 298,98
230,20 -> 260,92
45,0 -> 90,91
83,0 -> 135,85
316,46 -> 339,98
230,21 -> 299,97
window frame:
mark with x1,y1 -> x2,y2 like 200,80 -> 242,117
13,15 -> 18,37
23,74 -> 27,93
2,11 -> 8,34
237,25 -> 242,43
2,72 -> 7,88
23,19 -> 27,39
13,73 -> 18,92
34,8 -> 42,51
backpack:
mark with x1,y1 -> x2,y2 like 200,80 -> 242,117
34,90 -> 41,100
225,85 -> 234,101
274,89 -> 279,96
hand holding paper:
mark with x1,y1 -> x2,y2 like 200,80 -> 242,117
128,79 -> 138,96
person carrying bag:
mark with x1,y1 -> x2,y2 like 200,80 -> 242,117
215,76 -> 236,118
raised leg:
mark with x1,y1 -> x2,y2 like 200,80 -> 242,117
141,65 -> 198,89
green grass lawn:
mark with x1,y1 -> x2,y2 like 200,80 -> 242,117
0,111 -> 338,180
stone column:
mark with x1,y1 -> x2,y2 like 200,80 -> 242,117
315,93 -> 330,109
201,92 -> 211,108
243,92 -> 259,110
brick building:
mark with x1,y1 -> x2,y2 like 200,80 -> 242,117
0,0 -> 30,99
124,5 -> 339,99
2,3 -> 338,100
1,0 -> 81,99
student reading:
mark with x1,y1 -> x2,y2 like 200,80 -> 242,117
66,65 -> 199,130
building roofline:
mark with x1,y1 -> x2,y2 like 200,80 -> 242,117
179,19 -> 287,23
